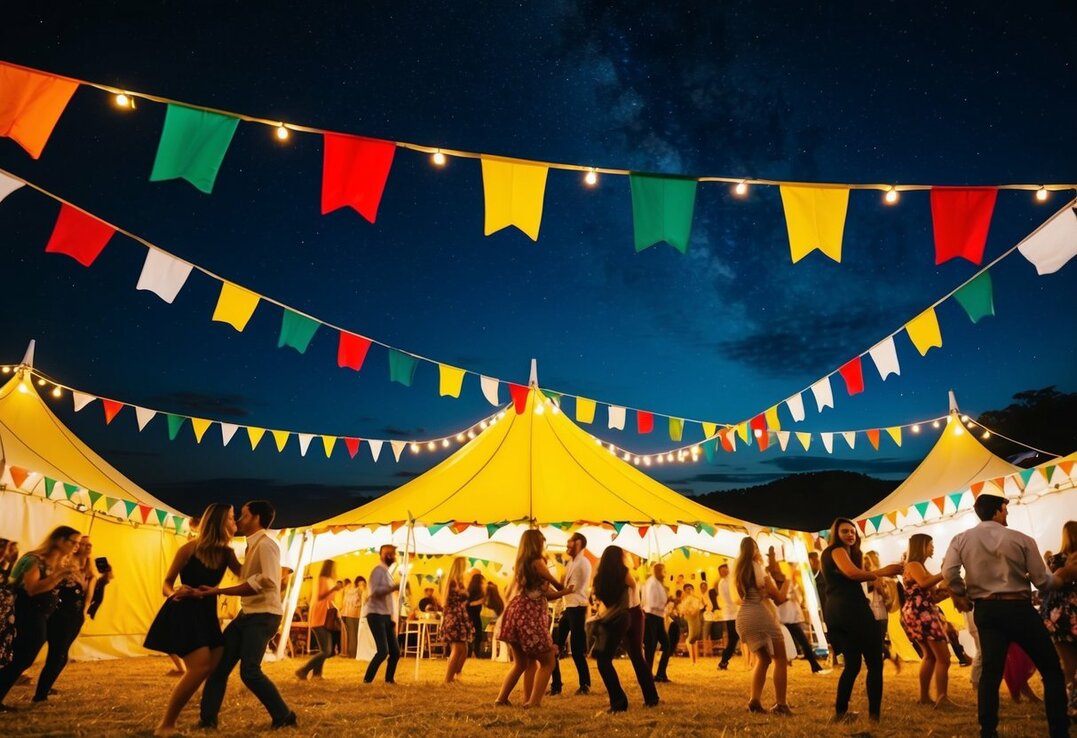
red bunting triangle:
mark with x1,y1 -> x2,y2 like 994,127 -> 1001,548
508,383 -> 530,414
931,188 -> 998,265
636,410 -> 653,434
719,429 -> 733,453
138,504 -> 154,523
101,399 -> 123,425
343,437 -> 361,459
669,524 -> 678,534
321,134 -> 396,223
390,520 -> 405,533
970,480 -> 986,498
451,522 -> 470,534
750,414 -> 768,452
1059,461 -> 1075,477
866,429 -> 880,450
337,331 -> 372,371
932,496 -> 946,514
638,525 -> 650,539
838,356 -> 865,396
857,519 -> 868,533
44,204 -> 116,267
8,466 -> 29,489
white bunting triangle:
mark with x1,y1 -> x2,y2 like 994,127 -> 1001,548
821,432 -> 834,454
842,431 -> 856,450
297,433 -> 314,457
810,377 -> 834,413
868,337 -> 901,381
134,406 -> 156,431
607,405 -> 626,430
776,431 -> 790,451
391,440 -> 406,462
219,422 -> 239,446
480,375 -> 500,406
72,391 -> 96,412
368,439 -> 383,462
1018,206 -> 1077,276
785,393 -> 806,423
136,248 -> 194,304
0,172 -> 24,205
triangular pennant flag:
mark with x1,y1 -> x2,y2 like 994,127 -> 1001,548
165,414 -> 186,441
885,426 -> 902,447
932,496 -> 946,514
480,375 -> 500,406
636,410 -> 654,434
135,406 -> 156,431
62,482 -> 79,500
44,204 -> 115,267
451,522 -> 470,535
271,430 -> 290,453
857,519 -> 868,534
138,504 -> 153,524
607,405 -> 626,431
785,393 -> 806,422
1059,460 -> 1075,478
137,248 -> 193,304
481,158 -> 549,240
338,332 -> 372,371
0,64 -> 78,159
0,171 -> 25,204
629,174 -> 698,253
388,350 -> 419,387
485,523 -> 500,538
191,418 -> 212,443
736,422 -> 749,445
428,523 -> 448,536
680,547 -> 691,560
212,281 -> 260,332
173,516 -> 185,534
321,134 -> 396,223
821,432 -> 834,454
247,426 -> 266,451
866,429 -> 880,450
1046,465 -> 1060,484
905,308 -> 943,356
868,337 -> 901,381
508,383 -> 530,414
701,421 -> 717,438
949,492 -> 965,509
776,431 -> 790,451
703,438 -> 716,463
779,185 -> 850,263
101,399 -> 123,425
321,435 -> 337,458
842,431 -> 856,450
885,511 -> 898,529
838,356 -> 864,396
868,514 -> 884,533
6,466 -> 27,490
542,390 -> 562,406
122,499 -> 138,519
931,187 -> 997,265
612,522 -> 626,535
750,415 -> 768,451
390,440 -> 406,462
220,422 -> 238,446
971,481 -> 986,497
72,391 -> 96,412
720,429 -> 734,453
953,271 -> 995,324
343,437 -> 360,459
1019,467 -> 1036,487
104,496 -> 120,513
368,439 -> 383,462
468,557 -> 478,567
668,417 -> 684,442
87,490 -> 103,509
44,477 -> 57,497
575,397 -> 596,424
1018,206 -> 1077,275
150,104 -> 239,193
914,501 -> 930,519
764,406 -> 782,433
438,364 -> 466,398
638,525 -> 650,539
697,523 -> 716,536
297,433 -> 314,457
154,509 -> 169,526
796,432 -> 811,451
810,376 -> 834,412
278,310 -> 320,354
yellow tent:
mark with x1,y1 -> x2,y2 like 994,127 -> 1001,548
0,362 -> 188,659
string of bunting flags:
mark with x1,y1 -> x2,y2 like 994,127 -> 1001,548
318,517 -> 727,541
1,60 -> 1075,260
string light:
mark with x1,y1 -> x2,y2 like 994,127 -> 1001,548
1036,186 -> 1048,202
954,424 -> 964,436
432,150 -> 447,167
467,431 -> 476,440
932,420 -> 941,429
17,383 -> 28,394
981,431 -> 991,440
480,421 -> 488,429
1,366 -> 10,374
911,424 -> 920,433
275,125 -> 290,141
584,169 -> 598,187
51,387 -> 62,398
37,378 -> 46,386
113,93 -> 135,109
733,181 -> 749,197
427,441 -> 436,451
456,433 -> 465,442
534,402 -> 545,415
441,439 -> 450,448
410,443 -> 420,454
884,187 -> 899,205
961,415 -> 969,422
753,428 -> 763,438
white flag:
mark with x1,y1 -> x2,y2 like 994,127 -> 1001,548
134,406 -> 156,431
776,431 -> 790,451
72,391 -> 96,412
480,375 -> 500,406
136,248 -> 193,304
368,439 -> 383,462
297,433 -> 314,457
390,440 -> 406,462
842,431 -> 856,450
0,172 -> 24,205
1018,206 -> 1077,275
810,377 -> 834,413
821,432 -> 834,454
219,422 -> 238,446
607,405 -> 626,430
868,337 -> 901,381
785,393 -> 806,422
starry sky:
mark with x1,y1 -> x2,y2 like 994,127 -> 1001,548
1,4 -> 1075,526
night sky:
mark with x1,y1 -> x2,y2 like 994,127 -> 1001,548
1,4 -> 1075,527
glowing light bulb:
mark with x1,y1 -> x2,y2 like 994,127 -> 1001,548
643,457 -> 651,466
534,403 -> 544,415
480,421 -> 488,429
427,441 -> 436,451
275,125 -> 289,141
17,383 -> 28,394
467,431 -> 476,440
884,187 -> 899,205
666,453 -> 674,462
436,568 -> 443,577
596,438 -> 602,445
552,405 -> 560,414
410,443 -> 420,453
498,411 -> 506,420
981,431 -> 991,439
911,424 -> 920,433
442,439 -> 450,448
1036,187 -> 1048,202
933,420 -> 941,429
432,150 -> 447,166
734,181 -> 748,197
633,457 -> 640,465
584,169 -> 598,187
961,415 -> 969,423
954,425 -> 964,436
656,455 -> 664,464
456,433 -> 465,442
622,452 -> 631,461
37,378 -> 46,386
51,387 -> 62,398
114,93 -> 134,109
0,366 -> 9,373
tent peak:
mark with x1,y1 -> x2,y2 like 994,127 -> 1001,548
529,358 -> 538,388
20,340 -> 35,369
948,390 -> 959,413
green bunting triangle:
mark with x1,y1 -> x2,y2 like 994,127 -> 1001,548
868,514 -> 884,532
541,390 -> 562,405
1019,468 -> 1036,487
88,490 -> 103,509
278,309 -> 320,354
44,477 -> 57,498
612,522 -> 627,534
702,438 -> 716,464
485,523 -> 500,538
62,483 -> 79,500
668,417 -> 684,442
953,271 -> 995,324
698,522 -> 716,536
914,501 -> 930,518
428,522 -> 448,535
388,350 -> 420,387
122,500 -> 138,519
155,509 -> 169,526
468,557 -> 477,567
104,497 -> 120,513
166,414 -> 187,441
149,104 -> 240,194
680,546 -> 691,560
173,516 -> 185,533
949,492 -> 965,509
1044,465 -> 1056,483
629,174 -> 698,253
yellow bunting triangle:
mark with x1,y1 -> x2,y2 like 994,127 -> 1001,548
905,307 -> 943,356
702,422 -> 717,438
736,422 -> 749,444
885,511 -> 898,528
272,430 -> 290,452
247,426 -> 266,451
438,364 -> 466,398
211,281 -> 260,332
764,406 -> 782,433
481,158 -> 549,241
796,432 -> 811,451
191,417 -> 212,443
575,396 -> 596,424
322,435 -> 337,458
885,426 -> 902,447
779,185 -> 850,263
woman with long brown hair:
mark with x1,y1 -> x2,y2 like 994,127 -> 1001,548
296,559 -> 341,681
1042,520 -> 1077,719
900,534 -> 956,708
144,504 -> 240,736
440,557 -> 474,683
466,572 -> 486,658
734,537 -> 792,715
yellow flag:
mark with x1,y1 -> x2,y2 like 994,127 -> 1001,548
272,430 -> 290,452
438,364 -> 466,398
575,396 -> 596,424
736,422 -> 749,444
481,158 -> 549,241
905,308 -> 942,356
885,426 -> 902,447
702,422 -> 717,438
191,418 -> 212,443
779,185 -> 850,263
764,406 -> 782,433
212,281 -> 260,332
247,426 -> 266,451
796,432 -> 812,451
322,435 -> 337,458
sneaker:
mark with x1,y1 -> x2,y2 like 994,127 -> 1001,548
717,662 -> 729,670
813,668 -> 833,675
271,711 -> 298,729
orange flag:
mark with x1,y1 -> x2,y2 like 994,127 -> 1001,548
866,429 -> 880,450
932,496 -> 946,514
0,64 -> 78,159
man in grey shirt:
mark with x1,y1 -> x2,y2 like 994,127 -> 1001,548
364,544 -> 401,684
942,490 -> 1077,738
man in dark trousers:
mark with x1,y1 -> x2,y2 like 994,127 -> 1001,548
550,533 -> 592,695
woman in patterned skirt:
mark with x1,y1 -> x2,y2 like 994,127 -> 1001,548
0,540 -> 17,669
441,557 -> 474,683
901,533 -> 957,709
1042,520 -> 1077,718
734,536 -> 792,715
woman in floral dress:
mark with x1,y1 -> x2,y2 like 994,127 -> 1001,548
901,533 -> 957,709
1041,520 -> 1077,718
0,540 -> 17,669
440,557 -> 473,683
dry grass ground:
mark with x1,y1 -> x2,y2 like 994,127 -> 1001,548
0,652 -> 1056,737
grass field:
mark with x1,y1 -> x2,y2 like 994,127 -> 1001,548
0,651 -> 1056,737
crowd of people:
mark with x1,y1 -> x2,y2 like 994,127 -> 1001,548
0,491 -> 1074,738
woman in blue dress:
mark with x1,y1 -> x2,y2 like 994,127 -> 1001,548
144,504 -> 240,737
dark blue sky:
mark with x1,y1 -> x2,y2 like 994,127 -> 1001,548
1,4 -> 1075,525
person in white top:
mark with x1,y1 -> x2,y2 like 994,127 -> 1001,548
195,501 -> 295,731
550,533 -> 592,695
642,562 -> 672,682
717,562 -> 741,670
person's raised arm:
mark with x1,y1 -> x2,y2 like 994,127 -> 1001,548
903,561 -> 944,589
21,556 -> 74,597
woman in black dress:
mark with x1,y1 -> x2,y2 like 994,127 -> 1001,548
821,517 -> 903,723
144,504 -> 239,737
466,572 -> 486,657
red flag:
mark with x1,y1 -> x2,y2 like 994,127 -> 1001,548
138,504 -> 154,523
838,356 -> 864,396
344,437 -> 361,458
866,429 -> 880,450
390,520 -> 405,533
337,331 -> 372,371
102,399 -> 123,425
508,383 -> 530,414
719,429 -> 733,453
8,466 -> 29,489
321,134 -> 396,223
636,410 -> 653,434
857,519 -> 868,534
931,188 -> 998,265
44,204 -> 115,267
750,414 -> 768,452
451,522 -> 470,534
637,525 -> 650,539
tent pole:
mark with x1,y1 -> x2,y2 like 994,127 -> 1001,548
400,518 -> 422,680
277,529 -> 311,660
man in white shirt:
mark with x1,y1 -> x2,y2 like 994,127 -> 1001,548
550,533 -> 592,696
364,544 -> 401,684
642,562 -> 672,682
197,500 -> 295,730
716,563 -> 740,670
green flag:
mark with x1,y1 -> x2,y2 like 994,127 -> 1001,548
122,500 -> 138,519
166,414 -> 187,441
104,497 -> 120,513
173,516 -> 185,534
278,310 -> 320,354
428,522 -> 448,536
1019,468 -> 1036,487
953,271 -> 995,324
612,522 -> 626,534
868,514 -> 884,532
62,483 -> 79,500
680,547 -> 691,560
485,523 -> 500,538
388,350 -> 419,387
88,490 -> 103,509
1044,465 -> 1057,483
629,174 -> 698,253
149,104 -> 239,194
468,557 -> 477,567
44,477 -> 57,498
155,509 -> 169,526
702,438 -> 716,464
949,492 -> 965,509
914,501 -> 930,519
697,522 -> 716,536
541,389 -> 562,405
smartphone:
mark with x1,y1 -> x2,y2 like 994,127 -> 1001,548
95,556 -> 112,573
